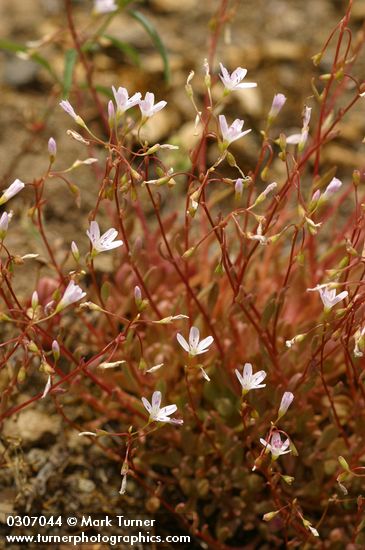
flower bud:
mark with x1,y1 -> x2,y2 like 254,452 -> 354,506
52,340 -> 60,361
263,511 -> 280,522
71,241 -> 80,262
0,212 -> 9,240
268,93 -> 286,122
48,137 -> 57,162
108,100 -> 115,127
31,291 -> 39,310
353,169 -> 361,187
322,177 -> 342,199
277,391 -> 294,420
234,178 -> 243,201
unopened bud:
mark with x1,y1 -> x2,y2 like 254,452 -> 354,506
31,291 -> 39,310
52,340 -> 60,361
268,93 -> 286,122
0,212 -> 9,240
277,391 -> 294,420
48,137 -> 57,162
108,100 -> 115,126
71,241 -> 80,262
234,178 -> 243,201
263,511 -> 280,522
353,170 -> 361,187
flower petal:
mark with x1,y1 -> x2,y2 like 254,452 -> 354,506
141,397 -> 151,413
151,391 -> 161,409
159,404 -> 177,416
197,335 -> 213,352
189,326 -> 200,348
176,333 -> 190,353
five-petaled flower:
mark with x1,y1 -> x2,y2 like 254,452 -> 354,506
87,221 -> 123,256
235,363 -> 267,395
139,92 -> 167,118
260,432 -> 291,460
141,391 -> 183,424
219,114 -> 251,147
0,179 -> 25,206
112,86 -> 141,117
56,280 -> 86,312
307,283 -> 348,311
219,63 -> 257,92
176,326 -> 214,357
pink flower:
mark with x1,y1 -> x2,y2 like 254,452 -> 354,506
139,92 -> 167,118
56,281 -> 86,312
260,432 -> 291,459
219,114 -> 251,146
219,63 -> 257,92
268,93 -> 286,120
112,86 -> 141,116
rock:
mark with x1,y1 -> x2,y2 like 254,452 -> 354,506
262,40 -> 305,61
2,56 -> 39,88
3,409 -> 61,444
78,478 -> 96,493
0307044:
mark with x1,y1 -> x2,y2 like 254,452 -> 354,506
6,516 -> 63,527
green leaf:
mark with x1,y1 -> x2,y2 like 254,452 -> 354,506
128,10 -> 170,84
103,34 -> 141,66
62,48 -> 77,99
0,39 -> 60,83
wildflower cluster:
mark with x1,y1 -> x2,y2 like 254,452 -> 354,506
1,1 -> 365,547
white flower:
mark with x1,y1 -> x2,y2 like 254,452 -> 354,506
0,179 -> 25,205
219,114 -> 251,146
219,63 -> 257,92
139,92 -> 167,118
141,391 -> 183,424
260,432 -> 291,459
94,0 -> 118,14
56,280 -> 86,312
176,326 -> 214,356
278,391 -> 294,419
286,105 -> 312,150
59,100 -> 86,127
307,283 -> 348,310
112,86 -> 141,116
235,363 -> 266,395
86,220 -> 123,256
